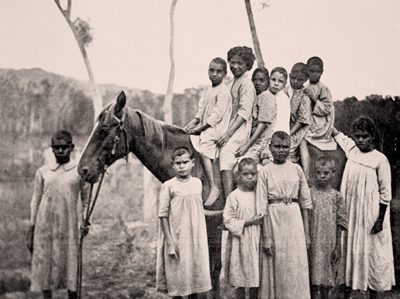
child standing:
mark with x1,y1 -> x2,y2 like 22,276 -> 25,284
156,147 -> 212,298
257,131 -> 312,299
309,156 -> 347,299
284,62 -> 312,178
235,67 -> 275,165
332,117 -> 395,299
304,56 -> 336,151
223,158 -> 263,299
27,131 -> 90,299
217,46 -> 256,202
184,57 -> 232,206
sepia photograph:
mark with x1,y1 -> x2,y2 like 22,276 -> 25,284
1,1 -> 400,298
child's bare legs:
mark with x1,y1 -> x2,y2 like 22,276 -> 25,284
203,155 -> 220,206
299,139 -> 310,180
221,170 -> 234,201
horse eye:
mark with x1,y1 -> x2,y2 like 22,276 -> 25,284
99,129 -> 109,140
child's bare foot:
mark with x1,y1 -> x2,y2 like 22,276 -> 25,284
204,186 -> 220,206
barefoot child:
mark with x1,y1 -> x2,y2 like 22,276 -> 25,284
257,131 -> 312,299
332,117 -> 395,299
156,146 -> 221,298
223,158 -> 263,299
184,57 -> 232,206
284,62 -> 312,178
217,46 -> 256,202
27,131 -> 90,299
309,156 -> 347,299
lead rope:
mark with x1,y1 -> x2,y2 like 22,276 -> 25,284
77,171 -> 106,299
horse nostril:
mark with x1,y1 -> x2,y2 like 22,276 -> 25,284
81,167 -> 89,176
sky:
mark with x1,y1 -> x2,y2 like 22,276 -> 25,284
0,0 -> 399,101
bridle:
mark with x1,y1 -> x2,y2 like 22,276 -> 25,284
77,106 -> 130,299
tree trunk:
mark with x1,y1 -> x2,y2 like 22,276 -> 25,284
244,0 -> 265,68
163,0 -> 178,125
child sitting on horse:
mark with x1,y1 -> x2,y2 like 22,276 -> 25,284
184,57 -> 232,206
309,156 -> 347,299
257,131 -> 312,299
259,67 -> 291,164
156,146 -> 223,298
235,67 -> 274,166
223,157 -> 263,299
27,130 -> 90,299
284,62 -> 312,178
216,46 -> 257,203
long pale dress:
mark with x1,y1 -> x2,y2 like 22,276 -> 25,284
257,161 -> 312,299
156,177 -> 211,296
30,160 -> 90,292
335,133 -> 395,291
284,86 -> 312,162
310,187 -> 347,287
304,81 -> 337,151
191,83 -> 232,160
220,73 -> 256,171
223,189 -> 261,287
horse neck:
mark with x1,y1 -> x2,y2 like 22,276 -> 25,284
124,109 -> 190,183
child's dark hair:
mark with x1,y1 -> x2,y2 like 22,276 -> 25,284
352,116 -> 377,139
291,62 -> 308,78
271,131 -> 290,142
211,57 -> 227,74
270,67 -> 288,81
307,56 -> 324,69
171,146 -> 195,161
227,46 -> 256,71
315,155 -> 336,172
51,130 -> 73,145
252,67 -> 270,80
238,157 -> 257,173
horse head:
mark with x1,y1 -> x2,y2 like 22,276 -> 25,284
78,91 -> 130,183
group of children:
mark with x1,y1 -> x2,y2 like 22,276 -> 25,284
157,46 -> 395,299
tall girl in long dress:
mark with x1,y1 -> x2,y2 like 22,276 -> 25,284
332,117 -> 395,299
257,131 -> 312,299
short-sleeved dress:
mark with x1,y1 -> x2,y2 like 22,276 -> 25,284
335,133 -> 395,291
223,188 -> 261,288
191,83 -> 232,160
243,89 -> 276,164
284,86 -> 312,162
30,160 -> 90,292
219,73 -> 256,170
304,81 -> 337,151
257,161 -> 312,299
156,177 -> 211,297
310,187 -> 347,287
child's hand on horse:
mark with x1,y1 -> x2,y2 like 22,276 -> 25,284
303,87 -> 316,103
216,132 -> 230,147
235,144 -> 250,157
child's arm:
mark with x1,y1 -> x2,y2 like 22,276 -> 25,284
217,115 -> 245,147
306,86 -> 333,117
331,224 -> 344,263
302,209 -> 311,250
27,168 -> 44,253
236,122 -> 267,157
290,121 -> 304,136
183,118 -> 200,132
160,217 -> 179,259
332,192 -> 347,262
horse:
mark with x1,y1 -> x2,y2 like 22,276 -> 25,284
78,91 -> 224,298
78,91 -> 348,297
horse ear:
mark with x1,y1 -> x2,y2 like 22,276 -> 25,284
115,91 -> 126,115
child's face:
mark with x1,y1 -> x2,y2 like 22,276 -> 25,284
252,71 -> 269,95
308,65 -> 323,84
315,163 -> 334,188
269,136 -> 290,164
51,139 -> 73,164
172,153 -> 194,179
289,72 -> 307,90
208,61 -> 226,87
353,130 -> 373,152
269,72 -> 287,95
238,164 -> 257,191
229,55 -> 248,78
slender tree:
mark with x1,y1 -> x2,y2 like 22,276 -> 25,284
244,0 -> 265,68
54,0 -> 103,121
163,0 -> 178,124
